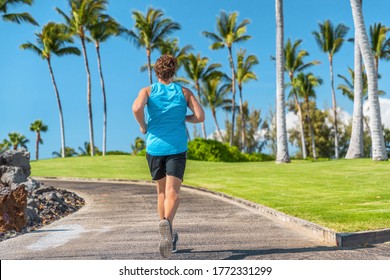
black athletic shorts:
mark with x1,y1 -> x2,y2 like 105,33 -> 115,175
146,152 -> 187,181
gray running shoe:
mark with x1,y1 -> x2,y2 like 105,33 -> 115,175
158,219 -> 173,258
172,232 -> 179,253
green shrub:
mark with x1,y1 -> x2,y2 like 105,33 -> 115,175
187,138 -> 273,162
106,150 -> 131,155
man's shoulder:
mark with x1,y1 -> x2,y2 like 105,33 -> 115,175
180,86 -> 193,96
139,86 -> 151,96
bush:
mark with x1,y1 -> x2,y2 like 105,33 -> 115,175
187,138 -> 273,162
137,149 -> 146,156
242,153 -> 274,162
106,150 -> 131,155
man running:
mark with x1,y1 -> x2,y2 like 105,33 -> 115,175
132,54 -> 205,258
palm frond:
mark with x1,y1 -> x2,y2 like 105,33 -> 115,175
202,31 -> 222,43
2,12 -> 38,25
56,46 -> 81,56
20,42 -> 44,58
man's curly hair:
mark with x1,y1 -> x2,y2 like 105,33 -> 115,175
154,54 -> 178,81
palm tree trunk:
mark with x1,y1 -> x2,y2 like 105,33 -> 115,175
185,125 -> 191,141
147,48 -> 153,85
212,109 -> 224,141
329,56 -> 339,159
47,58 -> 65,158
238,84 -> 246,152
228,46 -> 237,147
346,29 -> 364,158
275,0 -> 290,163
350,0 -> 388,160
96,43 -> 107,156
35,132 -> 40,161
295,96 -> 307,159
306,98 -> 317,159
290,71 -> 307,159
196,83 -> 207,139
81,36 -> 95,156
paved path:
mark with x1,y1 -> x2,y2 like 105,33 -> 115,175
1,179 -> 389,260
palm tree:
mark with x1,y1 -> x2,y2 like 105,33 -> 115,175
338,67 -> 385,157
313,19 -> 349,159
275,0 -> 290,163
180,53 -> 222,139
284,39 -> 320,159
203,10 -> 251,147
30,120 -> 48,160
236,49 -> 258,151
7,132 -> 29,150
139,38 -> 192,77
0,139 -> 10,152
343,3 -> 364,159
78,141 -> 100,156
0,0 -> 38,25
350,0 -> 388,160
124,7 -> 180,84
338,68 -> 385,99
158,38 -> 193,70
20,22 -> 81,158
201,74 -> 231,141
131,137 -> 146,155
292,72 -> 323,159
89,15 -> 120,156
369,23 -> 390,73
52,147 -> 78,157
57,0 -> 108,156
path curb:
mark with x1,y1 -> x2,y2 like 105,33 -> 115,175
34,176 -> 390,247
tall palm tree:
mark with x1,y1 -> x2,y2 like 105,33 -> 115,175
201,74 -> 231,141
7,132 -> 29,151
292,72 -> 323,159
275,0 -> 290,163
370,23 -> 390,73
0,0 -> 38,25
57,0 -> 108,156
284,38 -> 320,159
20,22 -> 81,158
313,19 -> 349,159
125,7 -> 180,84
89,15 -> 120,156
203,10 -> 251,147
180,53 -> 222,139
350,0 -> 388,160
338,67 -> 385,157
347,0 -> 365,159
236,49 -> 258,151
30,120 -> 48,160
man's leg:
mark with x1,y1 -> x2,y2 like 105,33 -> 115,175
156,177 -> 167,220
164,175 -> 182,226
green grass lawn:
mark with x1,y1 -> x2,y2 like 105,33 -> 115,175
30,156 -> 390,233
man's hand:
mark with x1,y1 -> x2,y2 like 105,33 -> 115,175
140,126 -> 147,134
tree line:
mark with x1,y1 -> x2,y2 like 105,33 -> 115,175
1,0 -> 389,161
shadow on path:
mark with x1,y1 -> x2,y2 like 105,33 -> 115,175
182,245 -> 375,260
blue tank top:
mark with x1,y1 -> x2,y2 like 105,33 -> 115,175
146,82 -> 188,156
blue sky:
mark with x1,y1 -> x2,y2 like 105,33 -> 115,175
1,0 -> 390,159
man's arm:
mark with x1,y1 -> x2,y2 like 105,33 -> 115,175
183,87 -> 205,123
132,87 -> 149,134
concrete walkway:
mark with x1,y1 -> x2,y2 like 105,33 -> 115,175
0,179 -> 389,260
